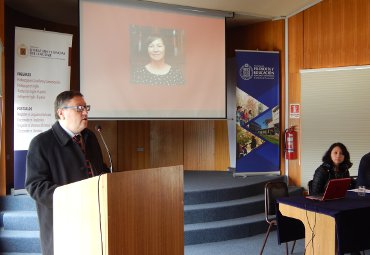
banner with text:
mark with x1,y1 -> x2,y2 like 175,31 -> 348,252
235,50 -> 280,176
14,27 -> 72,189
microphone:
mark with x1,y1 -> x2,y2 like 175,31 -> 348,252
95,125 -> 113,173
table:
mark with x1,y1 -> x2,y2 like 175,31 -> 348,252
277,192 -> 370,255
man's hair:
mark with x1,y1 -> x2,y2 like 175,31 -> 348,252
54,90 -> 83,119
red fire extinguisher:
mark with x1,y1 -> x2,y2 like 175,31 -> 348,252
284,126 -> 298,160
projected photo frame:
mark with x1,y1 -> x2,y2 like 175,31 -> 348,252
80,0 -> 226,119
130,26 -> 185,85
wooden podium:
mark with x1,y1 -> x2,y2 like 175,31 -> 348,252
53,165 -> 184,255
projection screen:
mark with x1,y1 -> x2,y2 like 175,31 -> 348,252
80,0 -> 226,119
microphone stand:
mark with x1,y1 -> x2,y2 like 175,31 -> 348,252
95,125 -> 113,173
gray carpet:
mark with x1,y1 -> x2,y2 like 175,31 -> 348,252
185,231 -> 305,255
185,231 -> 370,255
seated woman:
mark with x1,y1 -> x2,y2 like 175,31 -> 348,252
311,142 -> 353,195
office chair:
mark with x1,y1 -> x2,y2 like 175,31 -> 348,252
259,181 -> 297,255
307,180 -> 313,195
350,175 -> 359,189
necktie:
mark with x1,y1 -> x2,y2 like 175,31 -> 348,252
72,134 -> 93,177
73,134 -> 82,148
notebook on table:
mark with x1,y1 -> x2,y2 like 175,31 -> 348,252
306,178 -> 351,201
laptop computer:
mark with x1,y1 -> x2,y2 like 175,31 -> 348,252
306,178 -> 351,201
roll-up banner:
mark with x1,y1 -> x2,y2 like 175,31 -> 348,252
235,50 -> 280,176
14,27 -> 72,190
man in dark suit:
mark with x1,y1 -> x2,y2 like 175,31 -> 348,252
25,90 -> 109,255
357,152 -> 370,188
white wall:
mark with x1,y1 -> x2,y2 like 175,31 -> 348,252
300,65 -> 370,188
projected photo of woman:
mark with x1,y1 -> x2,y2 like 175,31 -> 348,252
131,27 -> 185,85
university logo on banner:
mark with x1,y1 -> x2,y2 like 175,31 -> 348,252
235,50 -> 280,175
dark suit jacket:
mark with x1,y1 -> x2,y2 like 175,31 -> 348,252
311,162 -> 350,196
25,121 -> 109,255
357,152 -> 370,188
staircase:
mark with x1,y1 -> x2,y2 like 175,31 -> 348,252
0,195 -> 41,254
0,172 -> 303,254
184,172 -> 302,245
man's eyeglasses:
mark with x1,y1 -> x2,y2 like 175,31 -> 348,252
62,105 -> 91,112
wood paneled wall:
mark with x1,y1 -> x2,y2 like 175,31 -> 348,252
287,0 -> 370,185
226,20 -> 285,58
184,121 -> 215,170
302,0 -> 370,68
287,13 -> 304,186
87,104 -> 231,173
150,121 -> 183,169
89,120 -> 230,172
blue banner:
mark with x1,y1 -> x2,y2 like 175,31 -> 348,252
235,50 -> 280,175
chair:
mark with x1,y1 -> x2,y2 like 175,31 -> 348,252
259,181 -> 297,255
307,180 -> 313,195
350,175 -> 359,189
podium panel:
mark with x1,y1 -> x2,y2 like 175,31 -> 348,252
54,165 -> 184,255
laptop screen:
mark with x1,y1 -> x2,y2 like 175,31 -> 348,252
322,178 -> 352,200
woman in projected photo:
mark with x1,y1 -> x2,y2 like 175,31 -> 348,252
132,34 -> 184,85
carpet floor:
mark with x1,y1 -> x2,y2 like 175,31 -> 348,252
185,231 -> 370,255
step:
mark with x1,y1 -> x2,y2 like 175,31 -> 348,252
2,211 -> 39,231
0,195 -> 36,211
0,175 -> 303,251
184,175 -> 285,205
0,230 -> 41,253
0,253 -> 41,255
184,194 -> 264,224
184,213 -> 268,245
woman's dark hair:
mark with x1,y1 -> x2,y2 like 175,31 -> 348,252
146,34 -> 166,47
144,34 -> 173,59
322,142 -> 353,168
54,90 -> 83,119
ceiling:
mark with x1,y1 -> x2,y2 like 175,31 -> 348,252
5,0 -> 322,27
143,0 -> 322,26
